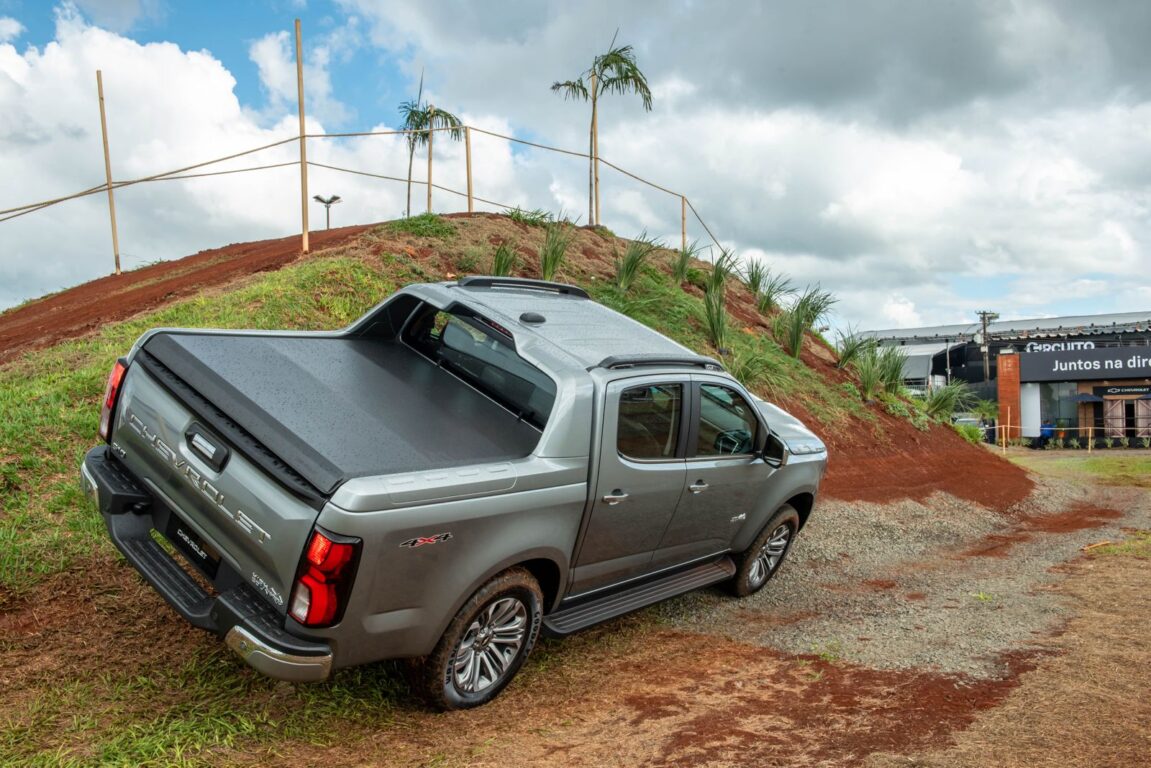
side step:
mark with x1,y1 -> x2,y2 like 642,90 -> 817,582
543,557 -> 736,636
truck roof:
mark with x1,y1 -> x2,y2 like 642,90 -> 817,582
415,277 -> 719,373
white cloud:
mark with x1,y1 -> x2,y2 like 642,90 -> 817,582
0,17 -> 24,43
73,0 -> 163,33
248,27 -> 352,127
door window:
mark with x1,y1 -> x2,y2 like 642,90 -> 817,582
697,384 -> 757,456
617,384 -> 683,460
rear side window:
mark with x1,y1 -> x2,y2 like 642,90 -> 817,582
697,384 -> 757,455
402,307 -> 556,429
617,384 -> 683,460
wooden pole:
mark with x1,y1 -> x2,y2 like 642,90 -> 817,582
295,19 -> 309,254
591,72 -> 599,227
1088,425 -> 1093,453
1003,407 -> 1011,454
96,70 -> 121,275
681,196 -> 687,253
465,126 -> 473,213
426,105 -> 434,214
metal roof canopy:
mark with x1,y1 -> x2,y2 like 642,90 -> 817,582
860,310 -> 1151,344
898,342 -> 963,380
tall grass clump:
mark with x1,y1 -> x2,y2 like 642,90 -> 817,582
386,212 -> 456,239
490,241 -> 518,276
918,380 -> 975,420
728,349 -> 788,395
851,348 -> 884,401
701,250 -> 738,353
835,328 -> 877,369
756,271 -> 796,315
743,258 -> 769,297
775,285 -> 837,358
672,240 -> 700,283
877,344 -> 908,395
507,207 -> 552,227
614,233 -> 660,292
539,223 -> 573,281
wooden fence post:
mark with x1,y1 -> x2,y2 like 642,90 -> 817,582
426,106 -> 434,214
96,70 -> 121,275
465,126 -> 473,213
295,19 -> 309,254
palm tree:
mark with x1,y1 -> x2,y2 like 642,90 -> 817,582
551,33 -> 653,227
398,74 -> 463,217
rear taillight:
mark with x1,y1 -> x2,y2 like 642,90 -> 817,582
98,359 -> 128,442
290,528 -> 361,627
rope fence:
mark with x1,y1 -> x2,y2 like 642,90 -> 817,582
0,113 -> 722,262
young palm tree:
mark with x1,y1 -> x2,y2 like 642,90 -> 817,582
551,34 -> 652,226
398,75 -> 463,217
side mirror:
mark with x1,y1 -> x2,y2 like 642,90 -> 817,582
761,432 -> 788,468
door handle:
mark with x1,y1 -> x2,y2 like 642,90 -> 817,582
602,490 -> 629,506
689,481 -> 709,494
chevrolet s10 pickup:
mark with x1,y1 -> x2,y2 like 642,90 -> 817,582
81,276 -> 827,709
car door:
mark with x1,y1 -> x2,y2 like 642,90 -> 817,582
569,377 -> 689,595
652,378 -> 776,569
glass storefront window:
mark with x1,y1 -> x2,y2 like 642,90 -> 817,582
1038,382 -> 1078,430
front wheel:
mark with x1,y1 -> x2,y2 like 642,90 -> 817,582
417,567 -> 542,710
729,505 -> 800,597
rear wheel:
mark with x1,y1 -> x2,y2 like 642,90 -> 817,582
417,568 -> 542,710
729,505 -> 800,597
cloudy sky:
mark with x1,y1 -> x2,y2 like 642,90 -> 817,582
1,0 -> 1149,332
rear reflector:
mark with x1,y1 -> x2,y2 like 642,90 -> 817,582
290,528 -> 360,627
98,359 -> 128,442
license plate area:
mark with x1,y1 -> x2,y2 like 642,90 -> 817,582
165,513 -> 222,578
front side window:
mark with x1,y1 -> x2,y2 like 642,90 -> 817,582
617,384 -> 683,460
697,384 -> 757,456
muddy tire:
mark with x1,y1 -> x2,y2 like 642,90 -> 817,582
417,567 -> 542,711
729,505 -> 800,597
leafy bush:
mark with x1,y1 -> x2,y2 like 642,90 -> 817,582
1142,437 -> 1151,449
1067,437 -> 1081,450
1118,436 -> 1130,449
954,423 -> 985,444
840,381 -> 862,401
387,212 -> 456,239
539,223 -> 573,281
490,241 -> 518,277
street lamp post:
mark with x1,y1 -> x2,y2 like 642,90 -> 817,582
976,310 -> 1000,382
312,194 -> 342,230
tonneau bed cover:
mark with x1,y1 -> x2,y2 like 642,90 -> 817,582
142,333 -> 541,497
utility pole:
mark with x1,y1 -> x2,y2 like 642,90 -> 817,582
977,310 -> 1000,382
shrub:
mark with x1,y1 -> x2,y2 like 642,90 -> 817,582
1067,437 -> 1081,450
876,345 -> 908,395
702,284 -> 729,353
1104,436 -> 1114,449
1118,436 -> 1130,449
539,223 -> 572,281
850,348 -> 884,402
840,381 -> 862,401
1142,437 -> 1151,449
743,258 -> 768,297
954,423 -> 985,445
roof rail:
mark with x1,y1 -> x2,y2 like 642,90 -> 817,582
594,354 -> 726,372
456,276 -> 590,299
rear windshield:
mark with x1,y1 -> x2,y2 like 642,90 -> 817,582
402,306 -> 556,430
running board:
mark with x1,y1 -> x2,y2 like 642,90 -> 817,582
543,557 -> 736,636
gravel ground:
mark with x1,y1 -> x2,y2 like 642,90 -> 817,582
655,474 -> 1151,679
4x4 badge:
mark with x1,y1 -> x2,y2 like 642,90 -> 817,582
399,532 -> 452,548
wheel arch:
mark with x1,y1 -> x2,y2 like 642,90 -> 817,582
785,492 -> 815,531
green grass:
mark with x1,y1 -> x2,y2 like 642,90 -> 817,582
506,207 -> 552,227
0,256 -> 396,599
385,212 -> 456,239
1007,454 -> 1151,487
1087,530 -> 1151,558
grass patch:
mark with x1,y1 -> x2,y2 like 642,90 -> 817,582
385,213 -> 456,239
1007,454 -> 1151,487
1087,530 -> 1151,558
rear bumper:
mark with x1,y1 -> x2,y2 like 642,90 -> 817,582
82,445 -> 333,683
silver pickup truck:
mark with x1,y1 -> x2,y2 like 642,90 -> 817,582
81,277 -> 827,709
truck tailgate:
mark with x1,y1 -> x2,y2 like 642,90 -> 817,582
140,333 -> 542,495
